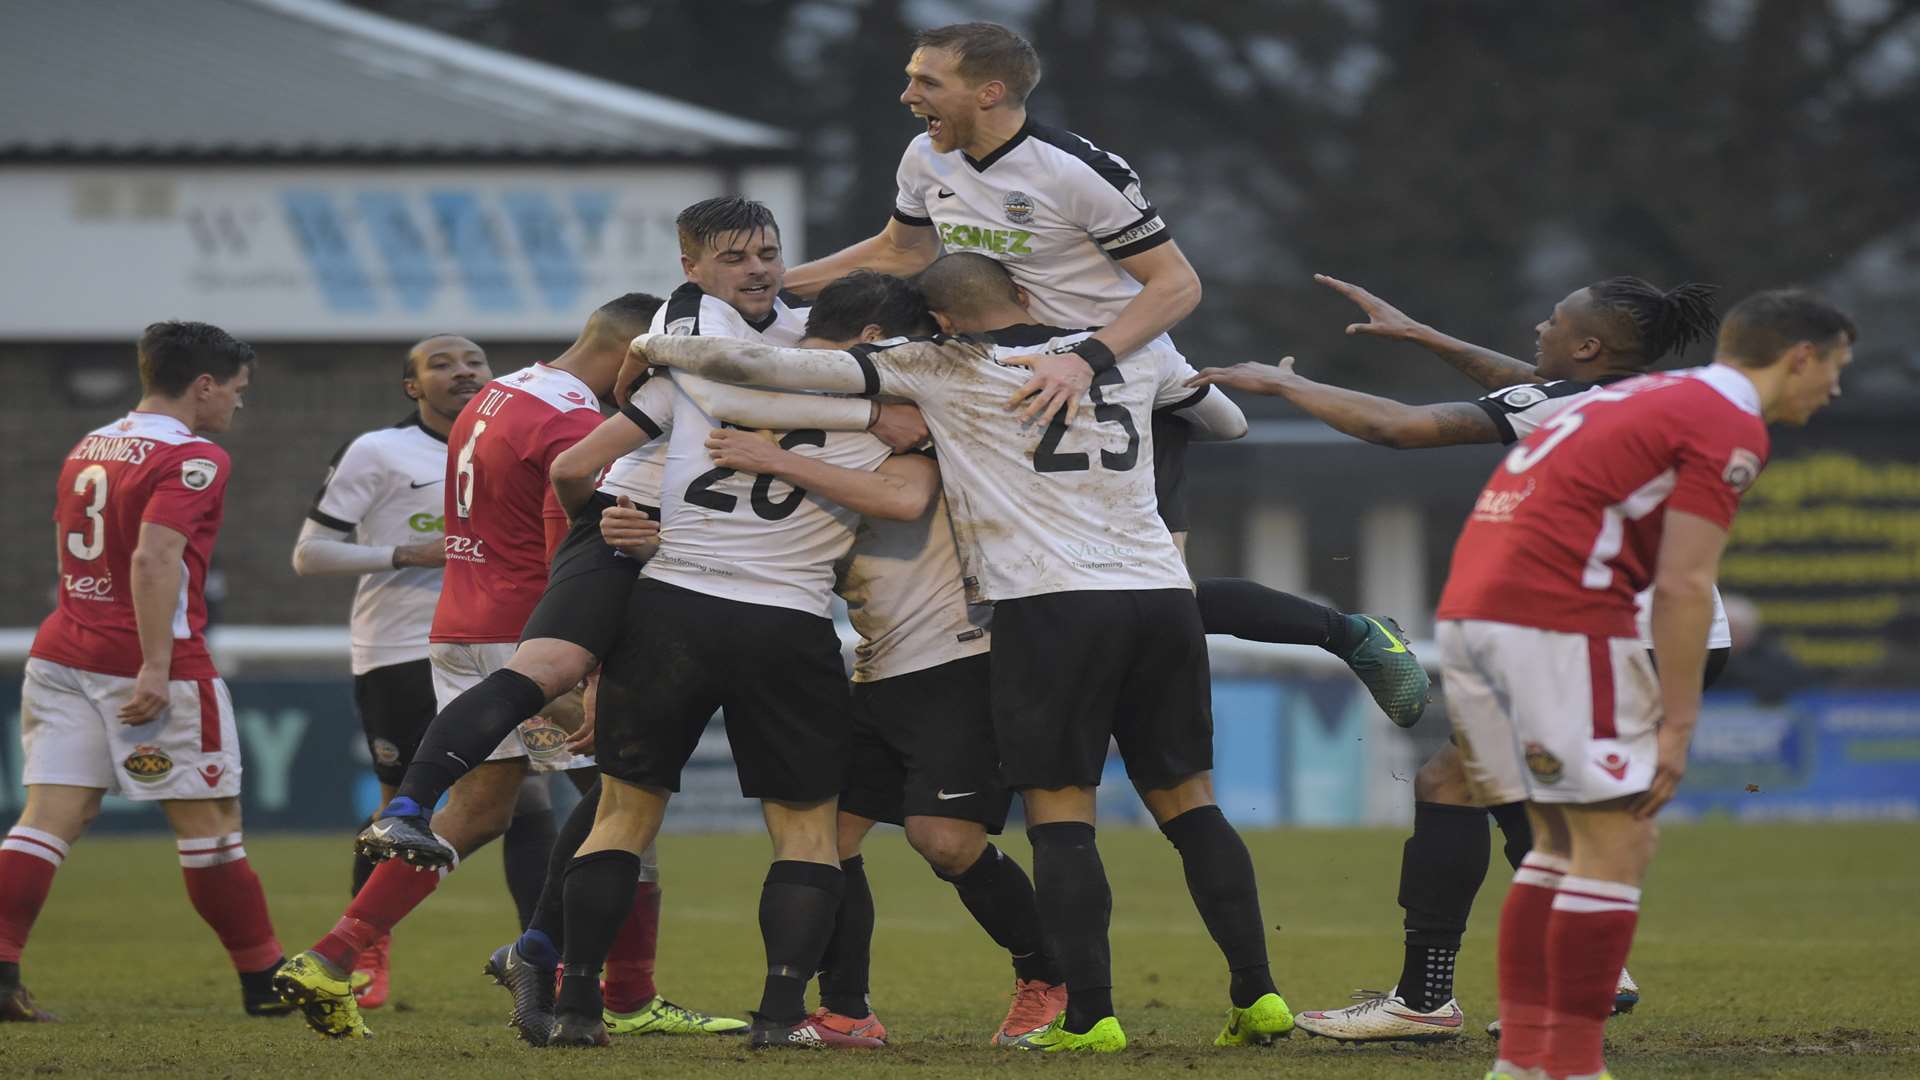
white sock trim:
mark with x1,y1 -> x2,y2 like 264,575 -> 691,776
3,826 -> 70,866
1553,874 -> 1642,914
177,831 -> 247,868
1520,851 -> 1571,873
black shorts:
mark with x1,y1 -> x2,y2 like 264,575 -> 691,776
595,577 -> 852,802
518,492 -> 653,658
352,658 -> 437,786
840,653 -> 1008,833
990,588 -> 1213,792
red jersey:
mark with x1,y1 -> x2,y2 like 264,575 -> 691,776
30,411 -> 230,679
1437,365 -> 1768,639
431,363 -> 602,643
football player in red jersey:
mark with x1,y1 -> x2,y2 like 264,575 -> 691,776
1430,290 -> 1852,1080
3,322 -> 287,1022
274,295 -> 661,1039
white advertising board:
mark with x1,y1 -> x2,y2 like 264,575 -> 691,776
0,165 -> 803,339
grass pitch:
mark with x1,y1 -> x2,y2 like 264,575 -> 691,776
4,822 -> 1915,1078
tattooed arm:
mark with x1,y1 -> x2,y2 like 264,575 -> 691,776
1186,357 -> 1502,449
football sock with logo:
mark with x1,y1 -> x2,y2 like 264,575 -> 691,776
314,851 -> 457,970
350,815 -> 376,896
177,833 -> 282,974
1395,802 -> 1490,1010
0,827 -> 68,965
758,860 -> 845,1025
1546,877 -> 1640,1079
1028,821 -> 1115,1031
939,844 -> 1060,985
391,669 -> 549,811
1487,801 -> 1535,872
817,854 -> 875,1018
524,782 -> 601,953
556,849 -> 641,1017
1194,577 -> 1363,656
603,881 -> 661,1013
1158,806 -> 1277,1008
1495,852 -> 1567,1072
502,784 -> 556,930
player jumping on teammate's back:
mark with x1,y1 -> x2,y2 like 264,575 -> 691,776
630,252 -> 1293,1053
1191,275 -> 1728,1043
4,323 -> 286,1022
1432,290 -> 1851,1080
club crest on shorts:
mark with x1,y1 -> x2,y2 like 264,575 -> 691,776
1524,742 -> 1564,784
519,719 -> 570,762
123,744 -> 174,783
371,738 -> 402,767
180,457 -> 218,491
1722,447 -> 1762,493
1003,190 -> 1035,224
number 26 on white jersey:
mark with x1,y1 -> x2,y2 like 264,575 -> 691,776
1503,389 -> 1630,474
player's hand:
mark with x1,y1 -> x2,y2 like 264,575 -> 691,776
118,666 -> 170,725
706,429 -> 791,475
1002,351 -> 1093,426
1315,274 -> 1425,341
1632,724 -> 1693,819
868,403 -> 929,452
599,496 -> 660,559
1185,356 -> 1299,395
392,541 -> 447,569
567,673 -> 599,754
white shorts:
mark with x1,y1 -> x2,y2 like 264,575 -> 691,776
428,642 -> 593,774
1438,619 -> 1661,806
19,658 -> 242,801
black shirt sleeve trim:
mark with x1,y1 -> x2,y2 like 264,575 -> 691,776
891,208 -> 933,228
307,508 -> 356,532
1107,227 -> 1173,261
1156,386 -> 1211,414
621,402 -> 664,440
846,343 -> 883,397
663,281 -> 706,334
1472,398 -> 1519,444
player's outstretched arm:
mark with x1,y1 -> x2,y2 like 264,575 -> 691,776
123,522 -> 190,725
1638,509 -> 1729,819
631,335 -> 871,394
291,519 -> 438,575
675,372 -> 874,434
783,216 -> 941,299
1314,273 -> 1544,391
550,413 -> 655,519
705,431 -> 939,522
1170,386 -> 1247,442
1186,357 -> 1501,449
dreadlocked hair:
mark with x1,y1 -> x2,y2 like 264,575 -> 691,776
1587,277 -> 1721,362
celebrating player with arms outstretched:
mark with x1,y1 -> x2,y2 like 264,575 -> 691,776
1192,275 -> 1729,1041
1430,290 -> 1851,1080
4,323 -> 285,1022
630,252 -> 1291,1054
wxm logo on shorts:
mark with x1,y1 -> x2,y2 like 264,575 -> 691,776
123,745 -> 174,784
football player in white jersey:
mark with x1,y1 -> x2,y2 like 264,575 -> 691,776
785,21 -> 1202,428
630,252 -> 1296,1054
1188,274 -> 1728,1042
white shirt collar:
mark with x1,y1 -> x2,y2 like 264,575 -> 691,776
1694,363 -> 1763,417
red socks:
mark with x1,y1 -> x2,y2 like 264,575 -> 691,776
1494,851 -> 1566,1072
0,827 -> 68,964
1547,876 -> 1641,1079
177,833 -> 282,973
603,882 -> 661,1013
312,854 -> 455,971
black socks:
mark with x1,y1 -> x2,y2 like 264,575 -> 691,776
817,854 -> 874,1018
556,849 -> 640,1017
1028,821 -> 1114,1033
525,782 -> 602,953
1487,800 -> 1534,872
1396,801 -> 1491,1011
393,668 -> 549,809
941,844 -> 1060,985
1194,577 -> 1362,656
758,860 -> 844,1025
502,800 -> 557,931
1159,805 -> 1276,1008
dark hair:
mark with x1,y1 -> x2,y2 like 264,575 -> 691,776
913,252 -> 1019,317
675,197 -> 780,260
403,333 -> 473,380
138,321 -> 254,397
806,271 -> 935,342
587,292 -> 666,344
1718,289 -> 1858,368
913,22 -> 1042,103
1583,277 -> 1720,364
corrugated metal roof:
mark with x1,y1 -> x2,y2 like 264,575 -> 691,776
0,0 -> 794,160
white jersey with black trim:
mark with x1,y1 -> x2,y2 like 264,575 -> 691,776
893,121 -> 1170,329
1476,377 -> 1733,650
846,326 -> 1195,602
839,454 -> 991,682
308,417 -> 448,674
598,283 -> 808,509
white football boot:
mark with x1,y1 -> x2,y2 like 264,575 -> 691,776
1295,988 -> 1464,1042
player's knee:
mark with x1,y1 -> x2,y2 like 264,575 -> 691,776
509,639 -> 595,698
1414,751 -> 1474,805
904,817 -> 986,877
19,787 -> 103,842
